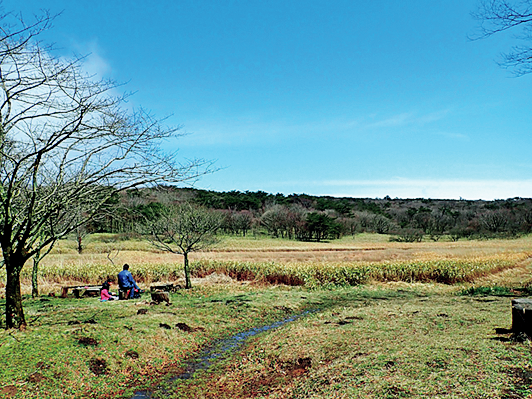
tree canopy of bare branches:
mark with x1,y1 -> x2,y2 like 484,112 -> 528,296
148,203 -> 222,289
0,10 -> 210,329
473,0 -> 532,75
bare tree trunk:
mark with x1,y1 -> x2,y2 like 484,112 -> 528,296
32,249 -> 41,298
512,298 -> 532,336
32,258 -> 39,298
5,256 -> 26,329
184,252 -> 191,289
77,234 -> 83,254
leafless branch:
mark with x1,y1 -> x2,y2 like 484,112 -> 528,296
0,9 -> 214,328
472,0 -> 532,75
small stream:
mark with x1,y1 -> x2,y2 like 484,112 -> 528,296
130,310 -> 313,399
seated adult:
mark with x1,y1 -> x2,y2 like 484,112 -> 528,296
117,264 -> 140,299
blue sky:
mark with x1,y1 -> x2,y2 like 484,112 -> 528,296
6,0 -> 532,200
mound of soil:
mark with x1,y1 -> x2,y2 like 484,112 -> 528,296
27,372 -> 46,383
176,322 -> 194,332
89,358 -> 108,375
125,350 -> 139,359
78,337 -> 98,346
285,357 -> 312,376
151,291 -> 170,304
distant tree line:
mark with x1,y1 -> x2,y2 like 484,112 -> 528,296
88,187 -> 532,243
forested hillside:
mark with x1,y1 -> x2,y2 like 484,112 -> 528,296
89,187 -> 532,243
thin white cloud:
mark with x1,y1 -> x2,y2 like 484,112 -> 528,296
83,49 -> 112,78
265,178 -> 532,200
367,112 -> 413,128
179,107 -> 454,147
67,40 -> 112,79
366,109 -> 451,129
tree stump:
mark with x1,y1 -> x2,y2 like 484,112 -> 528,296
151,291 -> 170,304
512,298 -> 532,336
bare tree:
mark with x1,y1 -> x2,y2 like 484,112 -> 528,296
473,0 -> 532,75
30,231 -> 56,298
260,204 -> 287,238
148,203 -> 222,289
427,213 -> 453,241
0,12 -> 209,328
233,210 -> 254,237
70,204 -> 90,254
286,204 -> 308,240
479,209 -> 510,233
339,216 -> 359,237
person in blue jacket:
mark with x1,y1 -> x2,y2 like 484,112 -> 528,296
117,264 -> 140,299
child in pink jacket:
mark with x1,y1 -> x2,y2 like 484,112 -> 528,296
100,281 -> 118,301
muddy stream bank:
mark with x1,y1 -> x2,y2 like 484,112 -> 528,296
130,310 -> 315,398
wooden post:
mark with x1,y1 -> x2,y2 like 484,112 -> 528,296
512,298 -> 532,336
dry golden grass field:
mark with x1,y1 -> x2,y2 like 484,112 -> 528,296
4,233 -> 532,296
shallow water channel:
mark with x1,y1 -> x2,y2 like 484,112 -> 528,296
130,311 -> 314,398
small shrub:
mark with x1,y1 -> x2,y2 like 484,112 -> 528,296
390,229 -> 423,243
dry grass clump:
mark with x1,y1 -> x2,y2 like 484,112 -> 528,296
190,253 -> 528,288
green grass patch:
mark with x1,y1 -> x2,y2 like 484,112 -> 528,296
1,284 -> 531,398
459,285 -> 514,296
0,284 -> 314,398
156,288 -> 532,399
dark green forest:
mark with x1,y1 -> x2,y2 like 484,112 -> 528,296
86,187 -> 532,243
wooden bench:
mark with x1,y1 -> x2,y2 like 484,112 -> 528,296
61,285 -> 101,298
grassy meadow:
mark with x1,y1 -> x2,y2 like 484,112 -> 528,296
6,232 -> 532,293
1,233 -> 532,398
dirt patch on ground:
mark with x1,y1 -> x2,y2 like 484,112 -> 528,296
125,350 -> 139,359
89,358 -> 108,375
284,357 -> 312,377
27,372 -> 46,383
78,337 -> 98,346
0,385 -> 17,397
176,322 -> 205,332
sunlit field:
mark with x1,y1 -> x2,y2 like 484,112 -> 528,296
2,234 -> 532,398
2,233 -> 532,296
